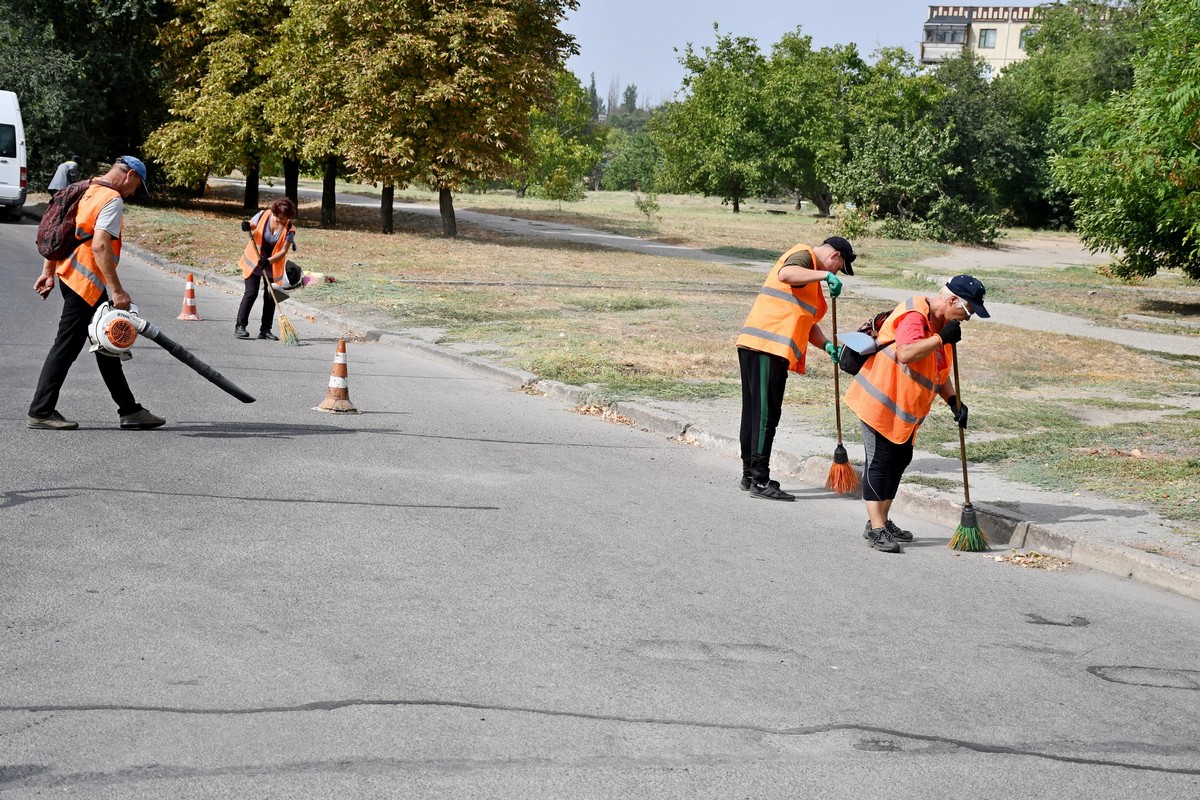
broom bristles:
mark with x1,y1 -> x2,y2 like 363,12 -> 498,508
825,462 -> 859,494
279,312 -> 299,346
948,524 -> 990,551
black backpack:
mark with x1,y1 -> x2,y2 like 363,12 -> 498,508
838,309 -> 894,375
35,179 -> 113,261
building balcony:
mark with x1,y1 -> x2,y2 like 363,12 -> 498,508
920,42 -> 966,63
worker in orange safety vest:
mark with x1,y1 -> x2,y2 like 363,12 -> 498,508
845,275 -> 990,552
736,236 -> 857,501
28,156 -> 166,431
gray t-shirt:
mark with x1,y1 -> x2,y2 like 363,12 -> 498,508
94,196 -> 124,239
48,161 -> 79,191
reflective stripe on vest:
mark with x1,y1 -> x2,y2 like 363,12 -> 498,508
844,295 -> 950,445
735,243 -> 826,373
56,184 -> 122,306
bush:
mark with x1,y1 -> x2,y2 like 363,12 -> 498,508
922,196 -> 1001,246
877,216 -> 922,240
833,205 -> 872,240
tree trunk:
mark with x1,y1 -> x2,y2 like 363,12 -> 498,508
321,155 -> 337,229
732,195 -> 740,213
439,187 -> 457,238
243,158 -> 260,210
283,157 -> 300,207
810,189 -> 833,218
381,182 -> 394,235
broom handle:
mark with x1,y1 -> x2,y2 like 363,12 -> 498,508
951,341 -> 971,506
831,295 -> 843,445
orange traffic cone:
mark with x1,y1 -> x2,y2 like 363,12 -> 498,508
314,339 -> 359,413
177,273 -> 202,320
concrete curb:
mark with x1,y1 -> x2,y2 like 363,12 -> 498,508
113,219 -> 1200,604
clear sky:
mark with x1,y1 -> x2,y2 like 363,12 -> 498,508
562,0 -> 936,108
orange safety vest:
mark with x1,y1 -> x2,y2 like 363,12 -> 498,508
845,296 -> 952,445
240,211 -> 294,281
735,244 -> 828,374
55,182 -> 122,306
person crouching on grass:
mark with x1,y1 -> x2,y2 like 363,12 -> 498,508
736,236 -> 857,501
844,275 -> 990,552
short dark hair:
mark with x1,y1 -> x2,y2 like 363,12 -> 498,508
270,197 -> 297,220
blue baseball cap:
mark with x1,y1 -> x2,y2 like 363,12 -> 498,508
116,155 -> 149,196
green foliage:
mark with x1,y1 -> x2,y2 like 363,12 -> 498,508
1052,0 -> 1200,279
651,25 -> 769,212
601,128 -> 661,191
833,121 -> 958,220
833,205 -> 872,240
760,32 -> 863,216
512,71 -> 605,201
922,196 -> 1001,246
991,0 -> 1141,226
0,0 -> 167,184
633,191 -> 661,225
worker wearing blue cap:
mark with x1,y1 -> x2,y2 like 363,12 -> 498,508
28,156 -> 165,431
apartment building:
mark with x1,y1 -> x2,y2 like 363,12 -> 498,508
920,5 -> 1040,75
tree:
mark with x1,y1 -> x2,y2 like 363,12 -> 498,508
600,128 -> 661,191
0,0 -> 167,185
1052,0 -> 1200,279
991,0 -> 1141,226
621,84 -> 638,113
510,71 -> 605,201
759,32 -> 864,216
833,121 -> 958,222
149,0 -> 289,209
275,0 -> 579,237
652,26 -> 768,212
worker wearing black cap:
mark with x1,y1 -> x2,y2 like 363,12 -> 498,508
845,274 -> 990,552
735,236 -> 858,500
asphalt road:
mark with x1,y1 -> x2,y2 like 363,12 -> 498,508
2,215 -> 1199,798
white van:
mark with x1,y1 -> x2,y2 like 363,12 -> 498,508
0,90 -> 28,219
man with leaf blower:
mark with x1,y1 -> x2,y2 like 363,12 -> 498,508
28,156 -> 166,431
844,275 -> 989,552
736,236 -> 857,500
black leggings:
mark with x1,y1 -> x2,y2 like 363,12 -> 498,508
861,421 -> 915,501
738,348 -> 789,481
29,283 -> 141,418
236,270 -> 276,330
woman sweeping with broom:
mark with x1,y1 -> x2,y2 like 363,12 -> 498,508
843,275 -> 989,553
235,197 -> 297,341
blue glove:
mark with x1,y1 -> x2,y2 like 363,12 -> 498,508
824,341 -> 841,363
824,271 -> 843,298
949,395 -> 969,429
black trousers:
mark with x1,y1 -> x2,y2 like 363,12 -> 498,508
738,347 -> 789,481
860,421 -> 915,501
236,270 -> 276,331
29,282 -> 141,418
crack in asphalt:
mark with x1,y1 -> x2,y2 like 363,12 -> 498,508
1,697 -> 1197,779
0,488 -> 499,512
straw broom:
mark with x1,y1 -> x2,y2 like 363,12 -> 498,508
265,281 -> 299,346
825,295 -> 859,494
947,341 -> 989,551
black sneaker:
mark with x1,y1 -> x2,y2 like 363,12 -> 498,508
867,525 -> 901,553
27,411 -> 79,430
740,477 -> 779,492
234,325 -> 250,339
885,519 -> 914,542
258,329 -> 279,340
749,481 -> 795,501
120,408 -> 166,430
